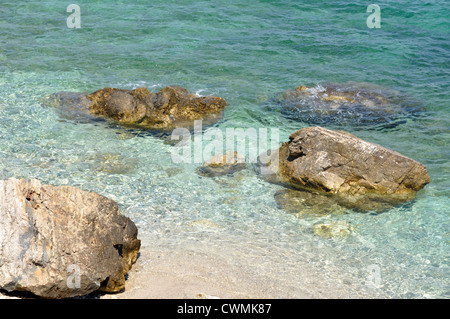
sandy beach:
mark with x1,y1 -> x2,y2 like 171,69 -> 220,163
101,241 -> 386,299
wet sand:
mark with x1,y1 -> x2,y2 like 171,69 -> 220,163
0,231 -> 386,300
101,241 -> 386,299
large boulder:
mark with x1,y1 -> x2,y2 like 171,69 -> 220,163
0,178 -> 140,298
261,126 -> 430,211
43,86 -> 228,131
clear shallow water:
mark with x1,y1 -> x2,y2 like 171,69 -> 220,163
0,1 -> 449,298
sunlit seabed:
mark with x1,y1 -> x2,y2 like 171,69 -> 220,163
0,71 -> 448,298
1,0 -> 449,298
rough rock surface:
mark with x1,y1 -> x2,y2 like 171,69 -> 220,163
0,178 -> 140,298
43,86 -> 228,130
263,126 -> 430,211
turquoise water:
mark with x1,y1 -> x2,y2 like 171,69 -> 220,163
0,0 -> 449,298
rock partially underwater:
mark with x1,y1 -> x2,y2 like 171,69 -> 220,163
267,82 -> 423,129
261,126 -> 430,212
42,86 -> 229,132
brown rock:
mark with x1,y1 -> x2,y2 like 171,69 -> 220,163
45,86 -> 228,131
263,126 -> 430,211
274,189 -> 347,217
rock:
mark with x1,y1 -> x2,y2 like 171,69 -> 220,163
85,152 -> 138,175
41,91 -> 95,123
262,126 -> 430,211
0,178 -> 140,298
267,82 -> 422,128
43,91 -> 91,110
197,151 -> 247,177
274,189 -> 347,217
43,86 -> 228,131
313,221 -> 352,239
274,188 -> 402,215
164,167 -> 184,177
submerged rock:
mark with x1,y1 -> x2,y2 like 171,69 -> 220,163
42,91 -> 95,122
164,167 -> 184,177
85,152 -> 138,175
313,221 -> 353,239
187,219 -> 221,230
197,151 -> 247,177
274,189 -> 347,217
0,178 -> 140,298
262,126 -> 430,211
43,86 -> 228,131
268,82 -> 422,128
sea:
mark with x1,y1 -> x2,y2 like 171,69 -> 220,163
0,0 -> 448,298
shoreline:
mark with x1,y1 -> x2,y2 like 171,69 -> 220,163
100,241 -> 386,299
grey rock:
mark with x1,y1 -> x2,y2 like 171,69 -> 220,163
0,178 -> 140,298
268,82 -> 423,129
263,126 -> 430,211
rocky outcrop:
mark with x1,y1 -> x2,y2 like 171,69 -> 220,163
43,86 -> 228,130
262,126 -> 430,211
268,82 -> 421,128
0,178 -> 140,298
197,151 -> 247,177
